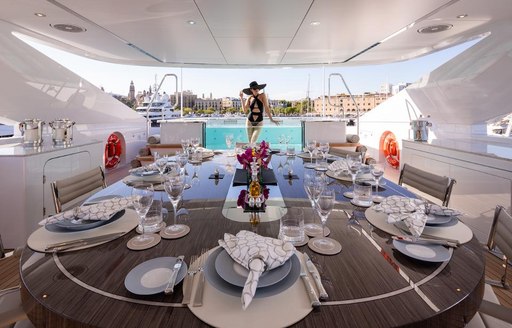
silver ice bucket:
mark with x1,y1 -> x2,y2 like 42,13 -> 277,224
49,119 -> 75,145
411,118 -> 432,142
19,119 -> 45,147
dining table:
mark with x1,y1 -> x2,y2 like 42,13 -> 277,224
19,152 -> 485,327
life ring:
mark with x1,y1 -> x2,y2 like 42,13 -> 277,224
379,131 -> 400,168
105,133 -> 122,169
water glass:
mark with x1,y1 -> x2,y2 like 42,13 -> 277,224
370,162 -> 385,202
142,198 -> 163,233
353,181 -> 373,206
279,207 -> 305,243
132,182 -> 154,241
286,145 -> 295,156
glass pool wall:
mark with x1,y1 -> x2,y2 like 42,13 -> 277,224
205,118 -> 303,151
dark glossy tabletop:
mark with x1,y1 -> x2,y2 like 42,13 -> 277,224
20,153 -> 485,327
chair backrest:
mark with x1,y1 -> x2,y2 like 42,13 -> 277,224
398,163 -> 456,206
51,166 -> 107,213
487,205 -> 512,261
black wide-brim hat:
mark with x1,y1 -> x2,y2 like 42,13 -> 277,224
242,81 -> 267,95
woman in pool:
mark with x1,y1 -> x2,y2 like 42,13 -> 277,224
240,81 -> 279,144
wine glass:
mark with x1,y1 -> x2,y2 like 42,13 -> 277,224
225,134 -> 234,154
163,174 -> 188,234
313,188 -> 336,249
370,162 -> 385,203
154,153 -> 168,178
191,137 -> 200,152
303,171 -> 325,236
343,153 -> 362,198
131,182 -> 155,243
181,138 -> 190,155
318,141 -> 330,160
305,139 -> 317,169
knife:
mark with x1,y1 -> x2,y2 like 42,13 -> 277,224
392,235 -> 458,248
45,232 -> 126,251
164,255 -> 184,294
303,253 -> 328,300
300,253 -> 321,307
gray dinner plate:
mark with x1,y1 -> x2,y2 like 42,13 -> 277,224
393,240 -> 452,262
425,214 -> 455,226
124,257 -> 188,295
131,170 -> 159,177
204,247 -> 300,298
47,210 -> 125,232
214,249 -> 292,288
83,194 -> 123,205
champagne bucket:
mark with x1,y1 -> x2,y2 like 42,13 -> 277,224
19,119 -> 45,147
410,119 -> 432,142
49,119 -> 75,145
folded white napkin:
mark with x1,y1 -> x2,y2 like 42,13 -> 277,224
40,196 -> 134,225
129,165 -> 159,175
388,212 -> 428,237
372,196 -> 423,214
429,204 -> 462,216
328,159 -> 348,172
218,230 -> 295,310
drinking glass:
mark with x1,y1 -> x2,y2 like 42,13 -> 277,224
154,153 -> 168,178
225,134 -> 234,154
163,174 -> 188,234
370,162 -> 385,203
313,189 -> 336,249
176,151 -> 191,189
343,153 -> 362,198
181,138 -> 190,155
319,141 -> 330,160
303,171 -> 325,235
132,182 -> 154,242
305,139 -> 317,169
191,137 -> 200,152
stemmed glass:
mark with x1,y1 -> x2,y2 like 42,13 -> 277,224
370,162 -> 385,203
303,171 -> 325,236
176,151 -> 191,189
163,174 -> 188,235
316,141 -> 330,172
312,188 -> 336,250
304,139 -> 317,169
225,134 -> 234,155
191,137 -> 200,153
181,138 -> 190,155
131,182 -> 155,243
343,153 -> 362,198
154,152 -> 168,179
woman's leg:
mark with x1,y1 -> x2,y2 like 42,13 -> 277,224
246,120 -> 254,143
250,123 -> 263,144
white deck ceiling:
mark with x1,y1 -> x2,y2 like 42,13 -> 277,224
0,0 -> 510,67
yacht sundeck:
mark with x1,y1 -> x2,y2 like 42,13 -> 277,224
0,0 -> 511,327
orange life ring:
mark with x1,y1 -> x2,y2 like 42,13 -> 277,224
379,131 -> 400,168
105,133 -> 122,169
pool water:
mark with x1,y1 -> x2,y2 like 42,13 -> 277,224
205,119 -> 302,150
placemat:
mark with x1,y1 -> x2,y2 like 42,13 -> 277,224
365,208 -> 473,244
186,248 -> 313,328
27,209 -> 139,253
233,169 -> 277,186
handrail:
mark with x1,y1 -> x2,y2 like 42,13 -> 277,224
328,73 -> 360,135
145,73 -> 179,137
327,75 -> 344,118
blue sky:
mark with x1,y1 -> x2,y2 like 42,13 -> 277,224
30,40 -> 477,101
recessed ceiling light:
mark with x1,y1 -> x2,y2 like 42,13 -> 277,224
417,24 -> 453,34
456,14 -> 468,19
187,20 -> 196,25
310,21 -> 320,26
50,24 -> 87,33
34,13 -> 46,17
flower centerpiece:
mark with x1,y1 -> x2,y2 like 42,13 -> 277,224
236,140 -> 271,170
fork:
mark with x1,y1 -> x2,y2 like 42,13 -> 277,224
182,255 -> 198,305
192,248 -> 208,307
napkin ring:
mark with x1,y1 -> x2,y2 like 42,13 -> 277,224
248,255 -> 268,272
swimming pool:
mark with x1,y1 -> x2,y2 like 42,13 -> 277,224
205,118 -> 303,150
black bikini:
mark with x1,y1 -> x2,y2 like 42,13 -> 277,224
248,94 -> 264,126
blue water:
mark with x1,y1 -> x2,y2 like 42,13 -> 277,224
205,118 -> 302,150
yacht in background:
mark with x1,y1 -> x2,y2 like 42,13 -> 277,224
135,93 -> 181,126
0,0 -> 511,247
